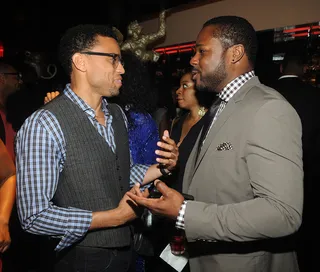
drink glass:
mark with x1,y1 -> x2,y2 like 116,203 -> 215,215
170,228 -> 186,255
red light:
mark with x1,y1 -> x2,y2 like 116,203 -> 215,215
154,42 -> 195,55
0,42 -> 3,57
283,25 -> 320,37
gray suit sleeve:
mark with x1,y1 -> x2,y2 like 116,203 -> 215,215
185,100 -> 303,242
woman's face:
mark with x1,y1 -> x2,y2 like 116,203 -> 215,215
175,73 -> 199,110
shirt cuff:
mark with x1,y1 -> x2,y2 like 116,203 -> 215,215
55,209 -> 92,251
175,200 -> 187,230
130,163 -> 149,188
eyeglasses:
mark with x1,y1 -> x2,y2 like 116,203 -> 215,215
80,51 -> 124,68
1,72 -> 22,80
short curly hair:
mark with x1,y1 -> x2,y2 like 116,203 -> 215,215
203,16 -> 258,67
58,24 -> 118,76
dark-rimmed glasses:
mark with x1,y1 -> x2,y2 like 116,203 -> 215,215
1,72 -> 22,80
80,51 -> 124,68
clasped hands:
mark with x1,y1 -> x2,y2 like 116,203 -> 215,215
126,179 -> 185,220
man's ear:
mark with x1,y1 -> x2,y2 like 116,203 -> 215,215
72,53 -> 86,72
230,44 -> 245,64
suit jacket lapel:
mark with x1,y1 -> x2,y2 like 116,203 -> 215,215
194,99 -> 236,172
187,76 -> 261,185
182,133 -> 200,192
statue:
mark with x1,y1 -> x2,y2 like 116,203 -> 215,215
24,51 -> 57,80
120,10 -> 166,62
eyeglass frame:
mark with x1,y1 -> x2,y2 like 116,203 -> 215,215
80,51 -> 124,68
0,72 -> 22,80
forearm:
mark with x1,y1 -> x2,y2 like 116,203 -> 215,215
185,197 -> 302,242
142,164 -> 162,185
0,175 -> 16,224
90,208 -> 129,230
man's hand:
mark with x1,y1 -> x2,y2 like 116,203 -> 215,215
117,184 -> 149,224
126,180 -> 184,220
156,130 -> 179,172
44,91 -> 60,104
0,219 -> 11,253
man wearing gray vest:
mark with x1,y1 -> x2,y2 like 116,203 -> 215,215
15,24 -> 178,272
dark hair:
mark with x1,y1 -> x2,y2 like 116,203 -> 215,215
58,24 -> 118,76
281,53 -> 305,76
203,16 -> 258,67
116,51 -> 157,114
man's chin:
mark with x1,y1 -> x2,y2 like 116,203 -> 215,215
108,88 -> 120,97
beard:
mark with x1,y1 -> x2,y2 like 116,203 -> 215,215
196,57 -> 227,93
108,87 -> 120,97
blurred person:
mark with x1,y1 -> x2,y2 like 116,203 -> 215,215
0,139 -> 16,272
0,60 -> 22,160
273,53 -> 320,272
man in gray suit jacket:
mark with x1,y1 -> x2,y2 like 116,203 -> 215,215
128,16 -> 303,272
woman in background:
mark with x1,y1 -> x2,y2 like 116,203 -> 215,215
169,69 -> 216,192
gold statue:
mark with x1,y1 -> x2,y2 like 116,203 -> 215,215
120,10 -> 166,62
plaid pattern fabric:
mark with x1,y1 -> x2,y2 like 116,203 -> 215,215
176,200 -> 187,229
175,71 -> 255,229
15,84 -> 148,251
211,71 -> 255,130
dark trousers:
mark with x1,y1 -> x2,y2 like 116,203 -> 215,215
54,245 -> 135,272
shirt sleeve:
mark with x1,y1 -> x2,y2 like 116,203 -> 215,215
130,163 -> 150,189
15,109 -> 92,251
175,200 -> 187,230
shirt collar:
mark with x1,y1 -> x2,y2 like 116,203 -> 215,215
219,71 -> 255,102
63,84 -> 110,117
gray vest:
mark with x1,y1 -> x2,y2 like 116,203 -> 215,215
43,94 -> 131,248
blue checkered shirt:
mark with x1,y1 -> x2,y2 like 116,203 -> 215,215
15,84 -> 149,251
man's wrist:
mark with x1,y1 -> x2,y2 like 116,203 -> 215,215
159,165 -> 172,177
